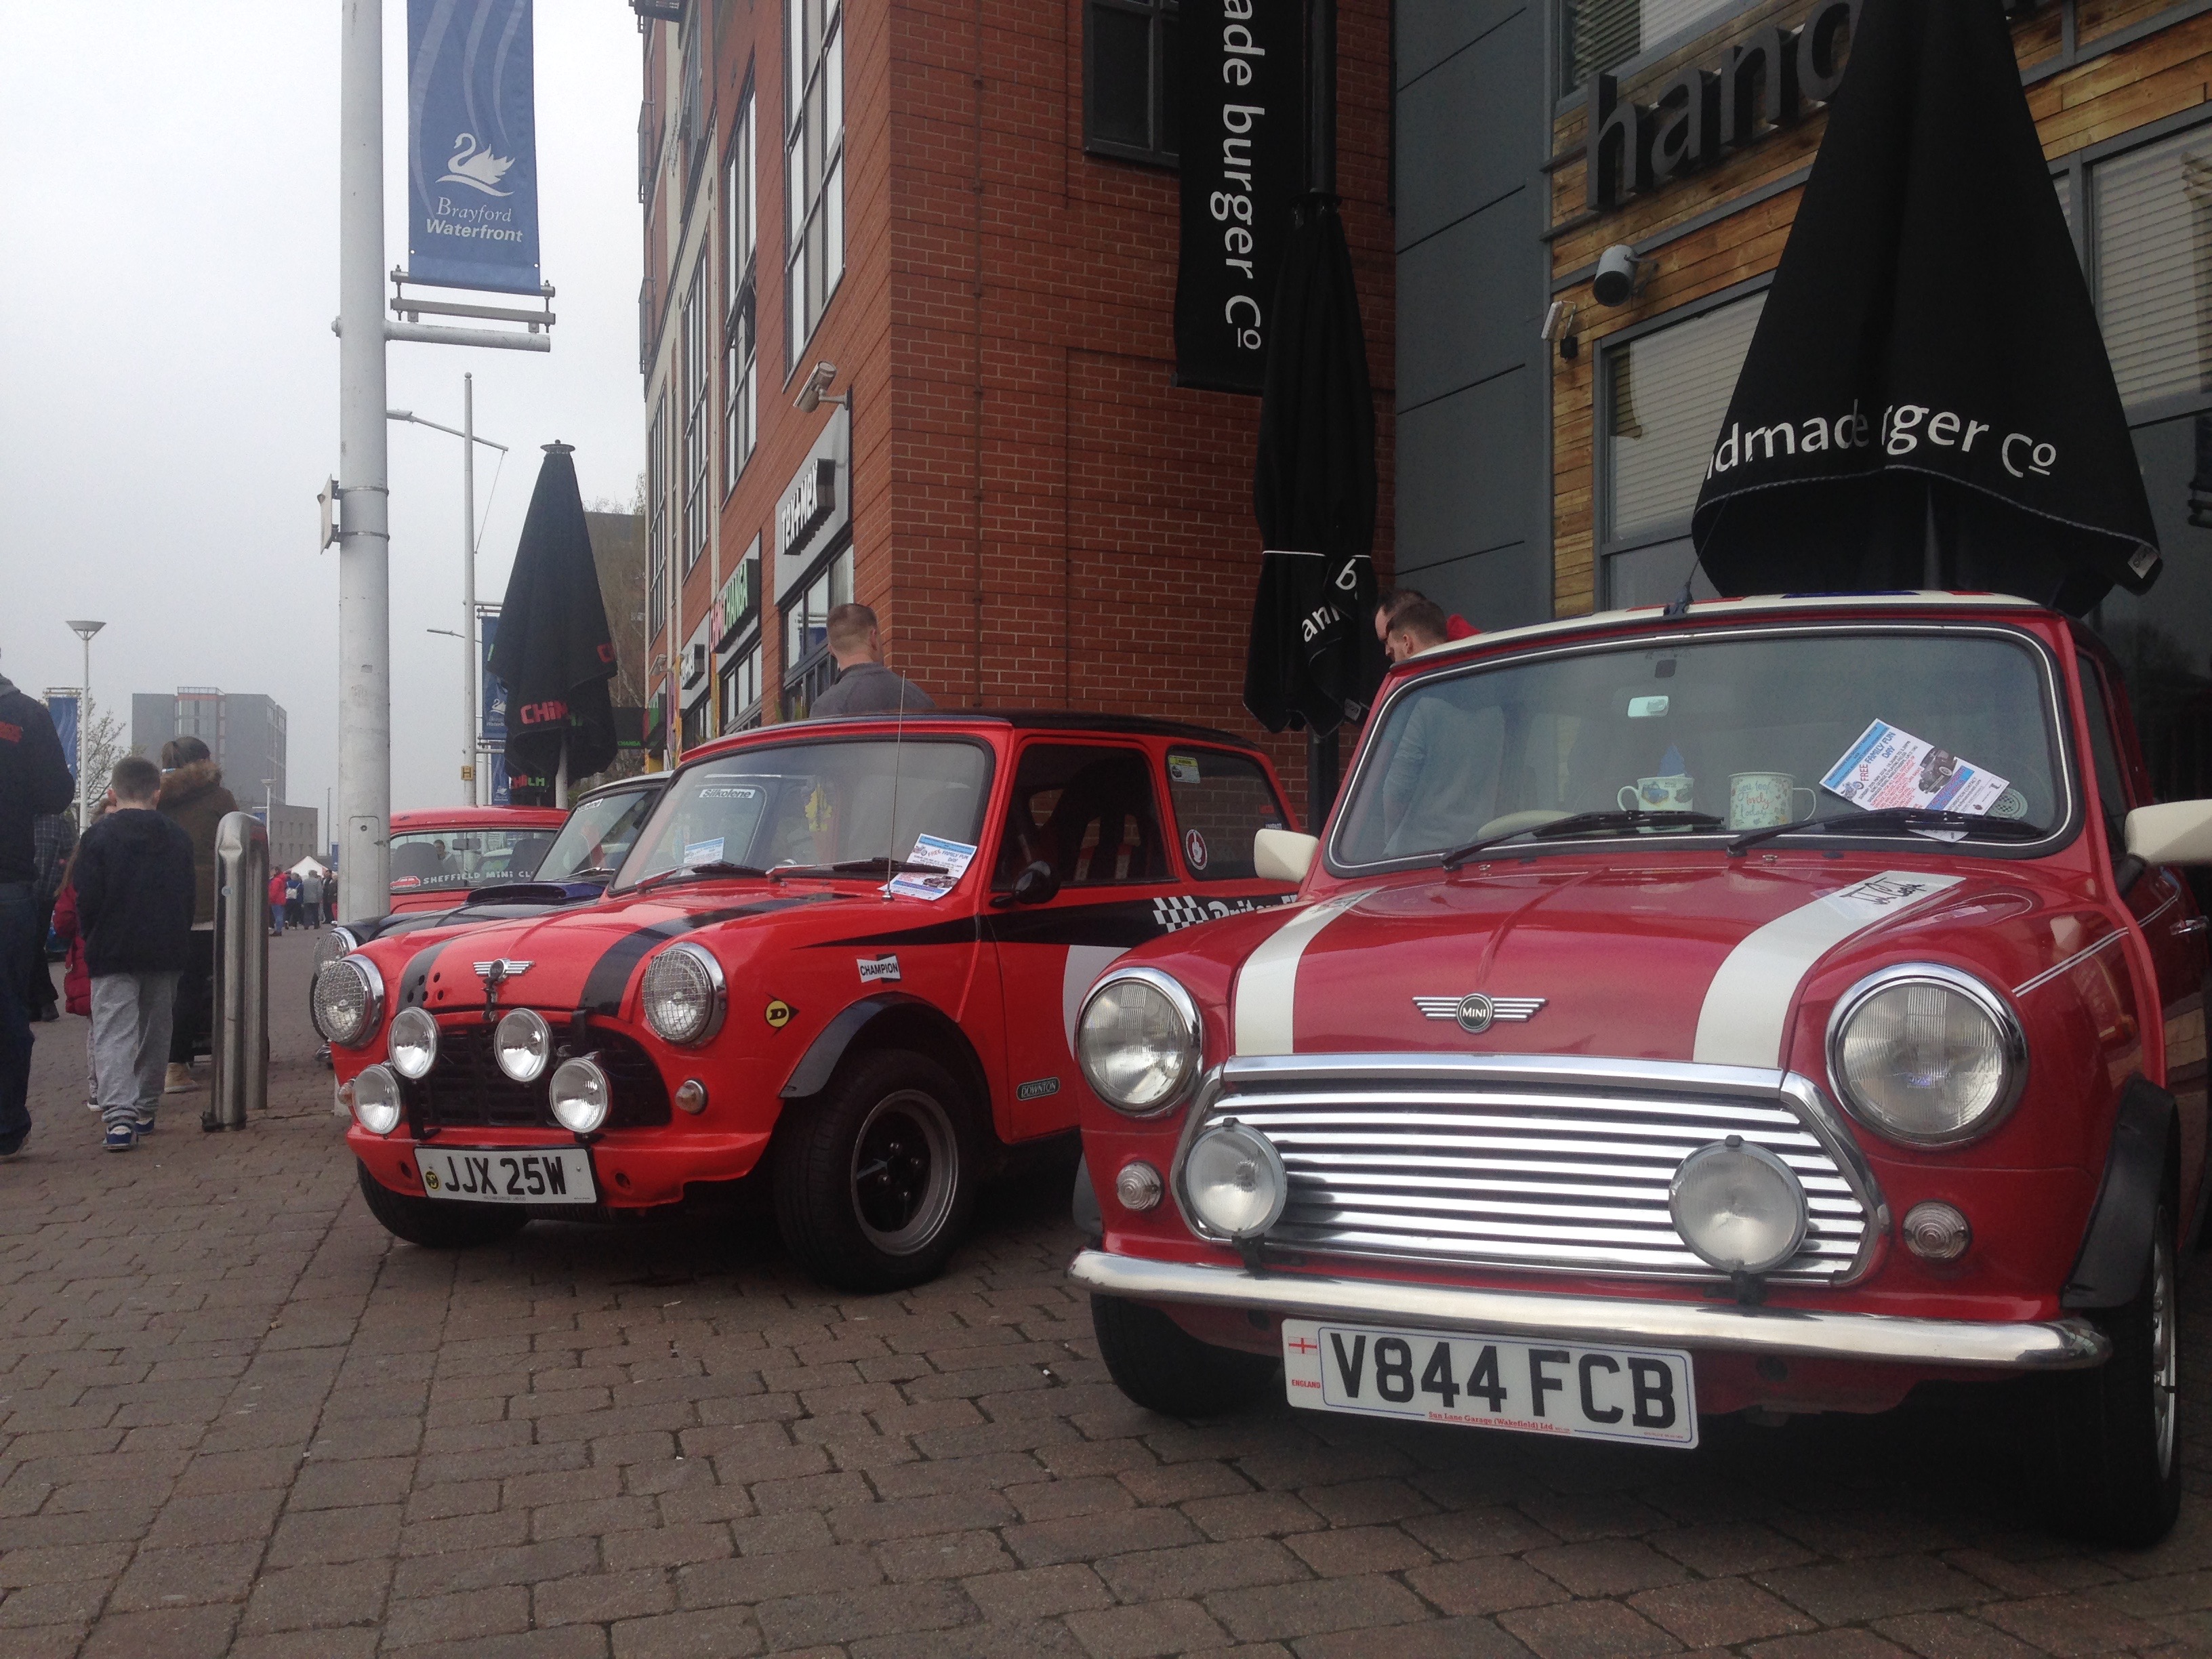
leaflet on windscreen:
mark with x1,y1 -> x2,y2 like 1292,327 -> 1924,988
888,834 -> 977,901
1820,720 -> 2009,816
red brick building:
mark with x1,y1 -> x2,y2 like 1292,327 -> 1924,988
636,0 -> 1393,808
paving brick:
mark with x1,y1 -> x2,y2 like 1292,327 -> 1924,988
238,1558 -> 393,1633
1630,1578 -> 1820,1647
1006,1507 -> 1204,1567
1975,1593 -> 2175,1656
1649,1521 -> 1818,1578
1286,1524 -> 1435,1576
1183,1491 -> 1329,1541
1064,1597 -> 1230,1658
876,1528 -> 1015,1581
105,1540 -> 263,1610
384,1585 -> 534,1647
678,1543 -> 886,1609
77,1603 -> 241,1659
261,1500 -> 403,1565
1757,1557 -> 1991,1626
1293,1617 -> 1535,1658
1208,1575 -> 1430,1643
1746,1633 -> 1914,1659
1525,1538 -> 1691,1597
228,1631 -> 384,1659
1405,1554 -> 1572,1617
1496,1599 -> 1681,1659
537,1569 -> 680,1625
1099,1537 -> 1309,1601
964,1563 -> 1116,1622
382,1631 -> 610,1659
611,1607 -> 766,1658
1872,1612 -> 2043,1659
752,1580 -> 974,1648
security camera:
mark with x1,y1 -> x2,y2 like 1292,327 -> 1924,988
1592,245 -> 1647,308
795,361 -> 846,413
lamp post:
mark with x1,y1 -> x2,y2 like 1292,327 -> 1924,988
390,377 -> 507,805
64,620 -> 103,828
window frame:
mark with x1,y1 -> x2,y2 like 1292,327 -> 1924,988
680,259 -> 711,572
647,392 -> 670,640
784,0 -> 846,373
777,539 -> 855,720
995,739 -> 1175,890
1083,0 -> 1181,169
724,73 -> 759,495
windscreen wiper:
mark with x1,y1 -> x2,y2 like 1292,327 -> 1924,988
1727,806 -> 2051,855
767,857 -> 937,882
1441,810 -> 1725,869
630,859 -> 771,894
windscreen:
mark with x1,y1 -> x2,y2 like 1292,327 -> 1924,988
388,827 -> 558,893
535,789 -> 661,883
617,739 -> 994,888
1334,631 -> 2065,865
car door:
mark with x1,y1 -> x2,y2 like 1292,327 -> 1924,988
1154,740 -> 1303,927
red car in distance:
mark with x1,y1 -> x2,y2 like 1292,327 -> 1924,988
385,807 -> 568,914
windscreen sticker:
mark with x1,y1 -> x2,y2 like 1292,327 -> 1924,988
1184,829 -> 1208,870
698,785 -> 760,800
1168,752 -> 1202,784
1822,720 -> 2009,817
888,834 -> 977,902
682,838 -> 726,867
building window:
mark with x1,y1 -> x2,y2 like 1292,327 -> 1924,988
1084,0 -> 1179,167
682,692 -> 710,750
647,395 -> 670,640
2093,124 -> 2212,413
1597,290 -> 1765,607
681,261 -> 710,571
780,542 -> 854,719
721,642 -> 764,731
1559,0 -> 1736,93
786,0 -> 845,367
725,80 -> 758,493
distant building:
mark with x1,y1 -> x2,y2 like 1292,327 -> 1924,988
256,804 -> 320,873
132,689 -> 288,802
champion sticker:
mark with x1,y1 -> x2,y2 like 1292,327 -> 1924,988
857,954 -> 901,984
764,998 -> 795,1029
1016,1077 -> 1061,1101
1184,830 -> 1208,871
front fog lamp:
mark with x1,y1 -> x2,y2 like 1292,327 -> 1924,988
549,1058 -> 611,1134
1827,965 -> 2024,1147
493,1008 -> 552,1083
349,1064 -> 403,1136
1183,1121 -> 1288,1239
312,956 -> 384,1048
387,1006 -> 439,1080
1078,970 -> 1202,1114
1669,1136 -> 1807,1275
642,943 -> 726,1046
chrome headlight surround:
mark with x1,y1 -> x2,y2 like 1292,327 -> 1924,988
493,1008 -> 553,1084
1181,1119 -> 1289,1240
312,956 -> 385,1048
549,1057 -> 611,1134
1825,962 -> 2027,1149
348,1063 -> 403,1136
1076,967 -> 1204,1116
386,1006 -> 440,1081
641,943 -> 726,1046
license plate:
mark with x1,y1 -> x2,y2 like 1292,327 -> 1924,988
1282,1319 -> 1697,1448
418,1147 -> 596,1206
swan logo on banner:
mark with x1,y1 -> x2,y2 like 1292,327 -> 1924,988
407,0 -> 541,295
441,133 -> 516,196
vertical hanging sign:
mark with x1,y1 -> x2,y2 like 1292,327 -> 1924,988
1173,0 -> 1306,394
407,0 -> 541,295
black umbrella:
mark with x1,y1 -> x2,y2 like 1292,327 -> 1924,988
1692,0 -> 2158,615
1244,192 -> 1384,739
488,443 -> 619,795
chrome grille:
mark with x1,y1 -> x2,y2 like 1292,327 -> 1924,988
1195,1057 -> 1876,1283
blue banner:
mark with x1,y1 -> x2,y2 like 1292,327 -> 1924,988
481,611 -> 508,746
407,0 -> 541,295
489,751 -> 512,806
45,694 -> 77,780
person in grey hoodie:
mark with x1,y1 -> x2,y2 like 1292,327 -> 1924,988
75,756 -> 195,1149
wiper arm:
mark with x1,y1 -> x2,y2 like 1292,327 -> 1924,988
767,857 -> 937,882
631,859 -> 771,893
1727,806 -> 2051,855
567,866 -> 618,880
1441,810 -> 1725,869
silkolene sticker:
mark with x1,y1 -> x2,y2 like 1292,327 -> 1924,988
1167,753 -> 1202,785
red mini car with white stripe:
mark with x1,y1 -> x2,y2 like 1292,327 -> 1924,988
1069,594 -> 2209,1545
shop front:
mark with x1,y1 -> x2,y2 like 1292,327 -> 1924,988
771,407 -> 851,722
716,537 -> 764,733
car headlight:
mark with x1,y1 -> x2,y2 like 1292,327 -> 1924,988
549,1057 -> 610,1134
1077,968 -> 1202,1114
387,1007 -> 439,1081
1182,1120 -> 1288,1239
312,956 -> 384,1048
642,943 -> 725,1046
1826,964 -> 2026,1147
349,1063 -> 403,1136
1669,1137 -> 1807,1274
494,1008 -> 552,1083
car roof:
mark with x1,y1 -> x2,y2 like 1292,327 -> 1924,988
390,807 -> 569,830
573,777 -> 664,802
686,709 -> 1264,761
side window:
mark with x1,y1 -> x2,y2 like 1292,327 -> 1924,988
996,743 -> 1170,888
1164,748 -> 1290,881
2078,655 -> 2134,838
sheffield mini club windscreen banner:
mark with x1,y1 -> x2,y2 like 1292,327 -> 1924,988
1174,0 -> 1305,394
407,0 -> 541,295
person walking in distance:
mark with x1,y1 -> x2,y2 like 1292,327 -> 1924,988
267,867 -> 289,935
0,656 -> 78,1158
73,758 -> 195,1150
284,869 -> 302,929
299,867 -> 325,930
155,736 -> 237,1094
806,605 -> 935,718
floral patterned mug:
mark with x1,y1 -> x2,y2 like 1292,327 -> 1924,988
1729,772 -> 1818,830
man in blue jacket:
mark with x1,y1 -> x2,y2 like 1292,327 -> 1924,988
0,664 -> 77,1158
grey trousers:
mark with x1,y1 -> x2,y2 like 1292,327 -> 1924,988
90,972 -> 180,1129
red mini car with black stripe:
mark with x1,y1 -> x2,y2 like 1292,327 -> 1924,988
312,713 -> 1296,1294
1066,594 -> 2211,1546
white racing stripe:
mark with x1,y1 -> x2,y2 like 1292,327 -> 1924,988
1233,890 -> 1377,1056
1693,871 -> 1963,1067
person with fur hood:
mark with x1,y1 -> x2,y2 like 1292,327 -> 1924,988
155,736 -> 237,1094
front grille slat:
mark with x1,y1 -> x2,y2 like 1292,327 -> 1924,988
1205,1069 -> 1872,1283
408,1021 -> 671,1131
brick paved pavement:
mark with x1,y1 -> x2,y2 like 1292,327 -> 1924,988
5,933 -> 2212,1657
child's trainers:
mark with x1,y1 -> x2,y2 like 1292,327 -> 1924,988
104,1123 -> 136,1152
134,1112 -> 156,1136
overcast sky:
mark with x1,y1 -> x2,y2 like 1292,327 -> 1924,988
0,1 -> 644,827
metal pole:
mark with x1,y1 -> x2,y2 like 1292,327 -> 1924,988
208,811 -> 268,1132
79,632 -> 91,824
464,373 -> 478,804
337,0 -> 391,922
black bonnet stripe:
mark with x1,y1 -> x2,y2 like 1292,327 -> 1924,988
398,940 -> 452,1009
578,897 -> 822,1017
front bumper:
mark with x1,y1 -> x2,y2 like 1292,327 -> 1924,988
1069,1250 -> 2110,1372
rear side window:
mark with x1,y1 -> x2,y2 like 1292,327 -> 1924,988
1164,748 -> 1289,881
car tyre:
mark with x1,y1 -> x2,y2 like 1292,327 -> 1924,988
2049,1204 -> 2182,1547
355,1161 -> 528,1248
1092,1294 -> 1279,1417
773,1050 -> 979,1293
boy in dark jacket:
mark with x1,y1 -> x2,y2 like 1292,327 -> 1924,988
75,756 -> 196,1149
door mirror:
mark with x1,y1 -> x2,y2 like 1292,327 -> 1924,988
1254,827 -> 1318,884
1006,859 -> 1061,906
2125,800 -> 2212,865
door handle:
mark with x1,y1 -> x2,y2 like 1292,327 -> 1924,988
2174,917 -> 2209,938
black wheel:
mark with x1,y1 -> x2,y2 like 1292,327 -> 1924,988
355,1161 -> 528,1249
1092,1294 -> 1279,1417
2048,1204 -> 2182,1547
773,1050 -> 979,1292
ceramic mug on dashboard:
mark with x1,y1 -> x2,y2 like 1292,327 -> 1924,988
1618,774 -> 1694,813
1729,772 -> 1817,830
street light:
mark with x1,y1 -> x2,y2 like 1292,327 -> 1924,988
64,619 -> 103,829
389,374 -> 508,804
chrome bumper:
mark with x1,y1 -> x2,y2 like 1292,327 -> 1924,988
1069,1250 -> 2110,1372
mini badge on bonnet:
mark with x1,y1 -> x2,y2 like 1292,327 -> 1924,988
1413,994 -> 1547,1034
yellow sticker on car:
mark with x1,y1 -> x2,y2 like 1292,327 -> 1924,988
764,998 -> 794,1029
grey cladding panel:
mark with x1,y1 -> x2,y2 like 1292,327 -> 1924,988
1407,541 -> 1553,632
1396,372 -> 1541,565
1396,0 -> 1530,86
1395,5 -> 1545,247
1398,209 -> 1544,408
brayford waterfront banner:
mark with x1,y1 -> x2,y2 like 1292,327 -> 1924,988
1174,0 -> 1305,395
407,0 -> 541,295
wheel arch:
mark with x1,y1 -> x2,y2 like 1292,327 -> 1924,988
778,993 -> 998,1142
2065,1074 -> 2181,1310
